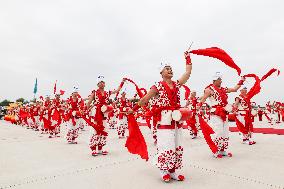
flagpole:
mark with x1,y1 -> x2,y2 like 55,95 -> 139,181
33,78 -> 38,101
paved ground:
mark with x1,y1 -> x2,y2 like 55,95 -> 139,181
0,120 -> 284,189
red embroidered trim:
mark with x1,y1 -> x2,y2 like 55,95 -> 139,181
206,84 -> 228,106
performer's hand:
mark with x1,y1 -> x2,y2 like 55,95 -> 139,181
237,76 -> 246,86
184,51 -> 192,65
184,51 -> 190,58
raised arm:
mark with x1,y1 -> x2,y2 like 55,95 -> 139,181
138,88 -> 158,107
111,78 -> 126,94
197,88 -> 211,110
86,93 -> 95,109
128,88 -> 157,113
227,77 -> 245,93
178,52 -> 192,85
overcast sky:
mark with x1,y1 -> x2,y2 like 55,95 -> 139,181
0,0 -> 283,105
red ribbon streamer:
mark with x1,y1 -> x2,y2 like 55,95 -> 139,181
261,68 -> 280,81
198,115 -> 218,154
125,114 -> 149,161
116,78 -> 145,99
243,74 -> 261,100
182,85 -> 191,100
235,115 -> 248,134
190,47 -> 241,75
235,111 -> 254,135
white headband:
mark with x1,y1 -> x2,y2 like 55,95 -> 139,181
72,86 -> 79,93
241,86 -> 248,90
159,62 -> 171,72
212,72 -> 223,80
97,75 -> 105,84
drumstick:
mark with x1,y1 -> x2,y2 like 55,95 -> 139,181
187,41 -> 194,51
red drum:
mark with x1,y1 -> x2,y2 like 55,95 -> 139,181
101,105 -> 114,113
172,108 -> 192,121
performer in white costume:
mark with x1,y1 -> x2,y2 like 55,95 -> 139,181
198,72 -> 245,158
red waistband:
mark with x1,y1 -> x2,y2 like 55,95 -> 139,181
211,106 -> 227,121
157,123 -> 182,130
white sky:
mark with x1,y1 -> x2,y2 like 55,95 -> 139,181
0,0 -> 283,105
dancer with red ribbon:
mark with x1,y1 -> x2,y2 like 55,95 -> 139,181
31,101 -> 41,131
127,50 -> 192,182
116,79 -> 150,139
185,90 -> 199,139
116,89 -> 132,139
198,72 -> 245,158
65,87 -> 85,144
39,95 -> 52,134
197,72 -> 244,158
86,76 -> 125,156
233,73 -> 264,145
234,85 -> 256,145
190,46 -> 244,158
48,93 -> 64,138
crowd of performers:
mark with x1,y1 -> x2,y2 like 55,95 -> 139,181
3,46 -> 283,183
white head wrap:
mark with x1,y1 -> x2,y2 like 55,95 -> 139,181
241,85 -> 248,90
72,86 -> 79,93
97,75 -> 105,84
212,72 -> 223,80
159,62 -> 171,72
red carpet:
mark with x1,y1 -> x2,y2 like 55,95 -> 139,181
138,122 -> 284,135
229,127 -> 284,135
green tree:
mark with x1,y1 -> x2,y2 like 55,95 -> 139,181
0,99 -> 12,107
16,98 -> 25,103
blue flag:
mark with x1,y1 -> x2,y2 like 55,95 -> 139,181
33,78 -> 38,94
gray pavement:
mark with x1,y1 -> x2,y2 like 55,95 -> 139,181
0,120 -> 283,189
